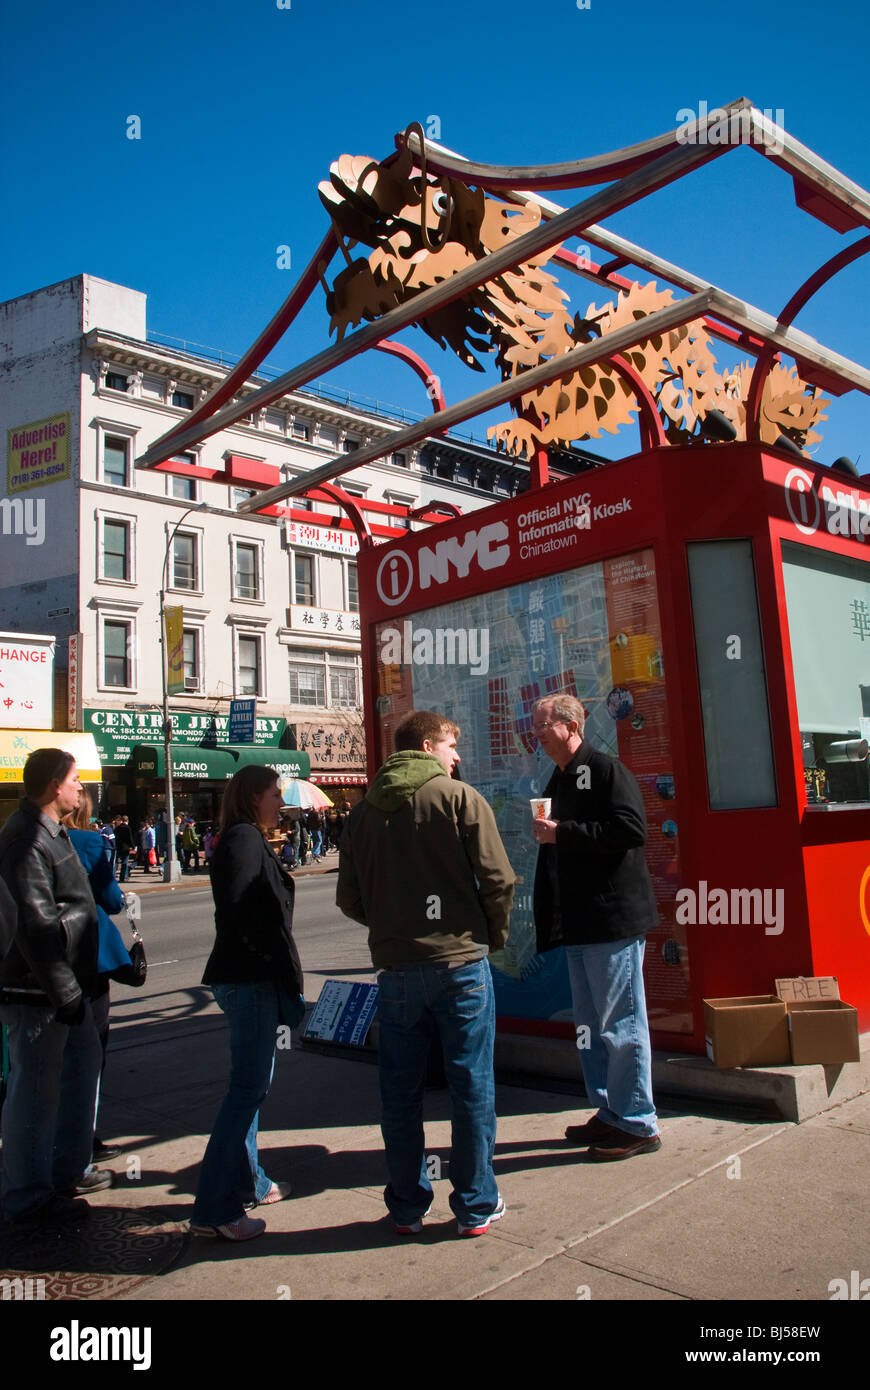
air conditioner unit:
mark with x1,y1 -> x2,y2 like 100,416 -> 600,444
184,676 -> 200,692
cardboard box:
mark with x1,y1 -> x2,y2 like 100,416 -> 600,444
773,976 -> 860,1064
703,995 -> 791,1069
785,1000 -> 861,1065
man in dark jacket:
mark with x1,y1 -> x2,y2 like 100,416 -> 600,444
114,815 -> 133,882
337,710 -> 515,1237
531,695 -> 661,1160
0,749 -> 102,1223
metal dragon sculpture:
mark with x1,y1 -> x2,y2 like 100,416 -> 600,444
318,129 -> 828,457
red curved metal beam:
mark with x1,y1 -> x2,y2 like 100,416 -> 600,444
409,501 -> 463,521
745,235 -> 870,442
303,481 -> 374,550
399,100 -> 751,192
609,354 -> 667,450
373,339 -> 447,411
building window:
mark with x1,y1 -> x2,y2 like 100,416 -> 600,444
232,540 -> 262,601
392,452 -> 408,468
330,668 -> 359,708
386,493 -> 414,530
167,455 -> 197,501
183,628 -> 202,692
287,647 -> 360,710
101,519 -> 131,581
105,370 -> 128,392
103,436 -> 130,488
342,438 -> 359,453
294,552 -> 316,605
171,475 -> 197,501
288,650 -> 326,706
231,487 -> 255,509
291,420 -> 310,441
103,619 -> 132,688
171,532 -> 199,590
346,561 -> 359,613
172,388 -> 195,409
237,634 -> 262,696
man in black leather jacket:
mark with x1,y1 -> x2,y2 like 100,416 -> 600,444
0,748 -> 104,1224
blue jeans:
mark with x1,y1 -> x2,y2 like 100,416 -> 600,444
376,959 -> 499,1228
0,999 -> 102,1220
191,981 -> 282,1227
565,936 -> 658,1138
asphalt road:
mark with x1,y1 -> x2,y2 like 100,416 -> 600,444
106,874 -> 376,1052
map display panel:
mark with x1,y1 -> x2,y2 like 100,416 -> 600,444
372,547 -> 691,1035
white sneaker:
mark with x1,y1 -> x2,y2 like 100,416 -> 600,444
457,1196 -> 506,1237
190,1214 -> 266,1241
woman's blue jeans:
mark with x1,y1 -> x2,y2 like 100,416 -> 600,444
376,958 -> 499,1228
191,981 -> 281,1227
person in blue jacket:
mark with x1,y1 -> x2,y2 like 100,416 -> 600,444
64,794 -> 137,1186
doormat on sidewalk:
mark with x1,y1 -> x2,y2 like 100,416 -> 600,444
0,1205 -> 187,1298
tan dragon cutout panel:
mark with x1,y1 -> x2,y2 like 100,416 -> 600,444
318,145 -> 828,456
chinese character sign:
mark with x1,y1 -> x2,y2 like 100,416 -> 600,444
289,605 -> 360,637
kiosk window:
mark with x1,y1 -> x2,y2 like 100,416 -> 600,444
781,541 -> 870,804
687,540 -> 776,810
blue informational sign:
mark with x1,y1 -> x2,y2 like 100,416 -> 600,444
304,980 -> 379,1047
228,698 -> 256,743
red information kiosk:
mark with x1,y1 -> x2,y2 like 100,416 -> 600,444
359,442 -> 870,1053
132,103 -> 870,1056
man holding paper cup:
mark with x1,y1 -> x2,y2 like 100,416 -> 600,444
530,695 -> 661,1160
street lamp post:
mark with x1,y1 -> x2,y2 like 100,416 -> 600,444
160,502 -> 205,883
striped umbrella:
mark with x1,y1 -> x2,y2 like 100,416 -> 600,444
279,778 -> 334,810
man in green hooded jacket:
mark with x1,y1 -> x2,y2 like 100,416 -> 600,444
337,709 -> 514,1237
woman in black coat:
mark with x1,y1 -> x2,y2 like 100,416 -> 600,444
190,766 -> 304,1242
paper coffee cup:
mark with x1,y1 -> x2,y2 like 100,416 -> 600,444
530,797 -> 552,820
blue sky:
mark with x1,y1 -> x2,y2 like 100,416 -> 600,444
2,0 -> 868,466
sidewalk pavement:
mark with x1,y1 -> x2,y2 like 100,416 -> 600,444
4,867 -> 868,1307
127,854 -> 338,893
85,986 -> 870,1302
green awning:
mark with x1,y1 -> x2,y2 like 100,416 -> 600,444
229,747 -> 310,779
132,744 -> 236,780
131,743 -> 310,781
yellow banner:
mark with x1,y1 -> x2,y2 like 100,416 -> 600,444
164,606 -> 185,695
7,413 -> 71,493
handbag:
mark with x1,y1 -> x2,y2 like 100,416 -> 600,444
110,897 -> 147,987
148,847 -> 157,866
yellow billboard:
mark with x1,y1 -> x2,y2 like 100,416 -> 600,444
7,413 -> 71,493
